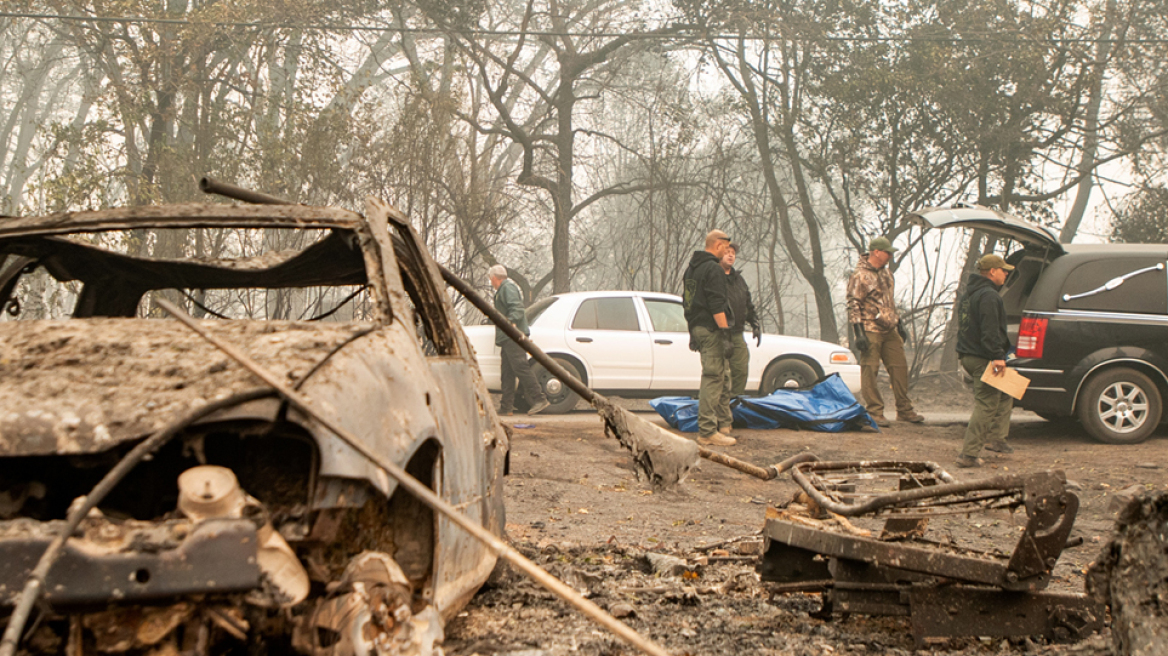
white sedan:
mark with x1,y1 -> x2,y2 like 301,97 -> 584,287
463,291 -> 861,413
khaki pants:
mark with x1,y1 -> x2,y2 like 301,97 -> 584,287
725,331 -> 750,397
693,326 -> 733,437
959,355 -> 1014,458
859,329 -> 914,418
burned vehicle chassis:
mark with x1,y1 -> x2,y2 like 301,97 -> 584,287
0,197 -> 509,656
759,461 -> 1102,646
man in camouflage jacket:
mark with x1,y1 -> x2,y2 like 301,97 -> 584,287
845,237 -> 923,426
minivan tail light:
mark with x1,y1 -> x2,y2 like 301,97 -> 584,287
1016,315 -> 1048,359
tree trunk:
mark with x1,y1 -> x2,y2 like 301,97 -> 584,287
766,217 -> 785,334
1060,0 -> 1118,244
551,71 -> 575,294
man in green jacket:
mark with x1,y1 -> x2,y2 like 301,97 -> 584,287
489,265 -> 550,416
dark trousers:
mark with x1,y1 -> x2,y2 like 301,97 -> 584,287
693,325 -> 732,437
959,354 -> 1014,457
499,340 -> 545,413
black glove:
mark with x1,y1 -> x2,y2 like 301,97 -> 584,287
751,321 -> 762,347
896,322 -> 908,342
721,328 -> 733,352
851,323 -> 870,353
688,330 -> 698,352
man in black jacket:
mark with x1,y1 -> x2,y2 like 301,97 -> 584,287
955,254 -> 1015,468
721,243 -> 762,397
683,229 -> 736,446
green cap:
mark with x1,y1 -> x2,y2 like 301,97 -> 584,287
868,237 -> 898,253
977,253 -> 1015,271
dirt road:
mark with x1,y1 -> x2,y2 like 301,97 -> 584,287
444,401 -> 1167,656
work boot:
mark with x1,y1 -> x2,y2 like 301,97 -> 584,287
984,442 -> 1014,454
527,399 -> 551,415
698,432 -> 737,447
898,410 -> 925,423
871,414 -> 891,427
955,455 -> 983,468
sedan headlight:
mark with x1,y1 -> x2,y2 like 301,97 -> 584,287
830,350 -> 857,365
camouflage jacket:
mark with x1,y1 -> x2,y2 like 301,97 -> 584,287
846,256 -> 900,333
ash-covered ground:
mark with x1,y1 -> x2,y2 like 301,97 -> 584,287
445,384 -> 1167,656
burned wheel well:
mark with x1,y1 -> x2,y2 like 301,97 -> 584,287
310,439 -> 441,589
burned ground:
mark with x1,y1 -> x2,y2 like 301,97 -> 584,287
444,392 -> 1167,656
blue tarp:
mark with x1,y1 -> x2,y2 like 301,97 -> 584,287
650,373 -> 877,433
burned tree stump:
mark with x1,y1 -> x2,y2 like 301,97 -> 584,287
1087,492 -> 1168,656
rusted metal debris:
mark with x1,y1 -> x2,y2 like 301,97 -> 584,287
759,460 -> 1103,647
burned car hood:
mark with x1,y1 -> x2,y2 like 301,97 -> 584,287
0,318 -> 372,456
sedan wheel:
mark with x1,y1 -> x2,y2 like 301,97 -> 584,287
761,359 -> 820,395
530,357 -> 582,414
1078,367 -> 1162,445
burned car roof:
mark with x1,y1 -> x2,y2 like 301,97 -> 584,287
0,203 -> 366,237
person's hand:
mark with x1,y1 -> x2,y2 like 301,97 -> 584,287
991,359 -> 1007,377
896,322 -> 908,342
851,324 -> 870,353
751,321 -> 762,347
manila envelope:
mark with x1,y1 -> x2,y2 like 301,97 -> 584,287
981,364 -> 1030,400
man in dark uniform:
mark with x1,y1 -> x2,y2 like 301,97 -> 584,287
721,243 -> 761,398
683,229 -> 736,446
489,265 -> 549,416
955,254 -> 1015,468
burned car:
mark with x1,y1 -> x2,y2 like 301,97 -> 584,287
0,197 -> 509,655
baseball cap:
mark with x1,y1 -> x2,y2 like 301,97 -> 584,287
868,237 -> 898,253
977,253 -> 1015,271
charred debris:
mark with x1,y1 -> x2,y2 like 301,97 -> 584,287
0,181 -> 1159,656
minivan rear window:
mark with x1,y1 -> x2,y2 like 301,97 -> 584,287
1058,257 -> 1168,314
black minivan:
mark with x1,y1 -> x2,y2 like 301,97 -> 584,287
911,205 -> 1167,445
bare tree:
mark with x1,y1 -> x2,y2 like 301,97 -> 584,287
424,0 -> 680,293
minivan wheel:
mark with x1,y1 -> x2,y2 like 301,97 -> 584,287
1077,367 -> 1162,445
761,359 -> 819,394
530,357 -> 582,414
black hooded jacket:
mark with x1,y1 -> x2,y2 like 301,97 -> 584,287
682,251 -> 729,331
725,268 -> 758,333
956,273 -> 1010,360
